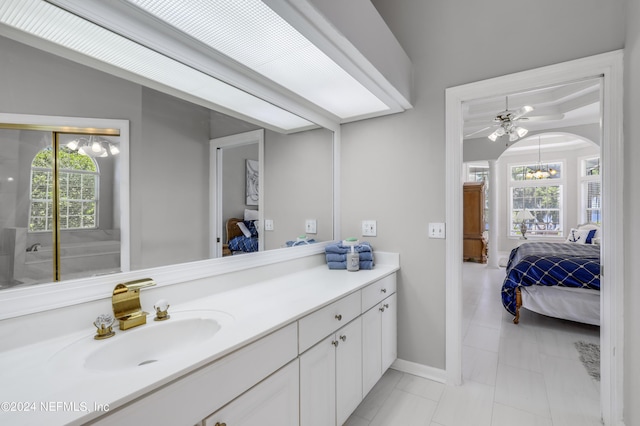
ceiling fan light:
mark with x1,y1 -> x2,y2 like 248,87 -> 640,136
66,140 -> 79,150
488,131 -> 499,142
509,132 -> 519,142
496,127 -> 506,136
108,144 -> 120,155
516,126 -> 528,138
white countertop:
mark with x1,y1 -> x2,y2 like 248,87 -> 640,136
0,259 -> 398,425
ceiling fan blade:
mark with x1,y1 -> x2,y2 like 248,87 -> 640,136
464,126 -> 491,138
518,113 -> 565,122
511,105 -> 534,120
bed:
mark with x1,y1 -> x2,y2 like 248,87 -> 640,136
223,214 -> 259,256
501,225 -> 601,325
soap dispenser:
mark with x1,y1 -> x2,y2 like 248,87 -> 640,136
344,238 -> 360,272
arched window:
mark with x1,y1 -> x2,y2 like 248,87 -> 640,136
29,147 -> 99,231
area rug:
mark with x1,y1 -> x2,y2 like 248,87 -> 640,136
575,341 -> 600,381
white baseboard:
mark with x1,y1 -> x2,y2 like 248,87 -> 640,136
391,358 -> 447,383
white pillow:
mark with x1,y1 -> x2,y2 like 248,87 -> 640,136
577,223 -> 601,241
237,221 -> 252,238
244,209 -> 259,221
566,228 -> 593,244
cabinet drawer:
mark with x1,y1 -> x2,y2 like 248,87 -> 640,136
298,291 -> 361,353
361,274 -> 396,312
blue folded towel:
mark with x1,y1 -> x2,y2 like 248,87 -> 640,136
325,241 -> 374,270
325,241 -> 372,254
326,252 -> 373,262
327,260 -> 374,270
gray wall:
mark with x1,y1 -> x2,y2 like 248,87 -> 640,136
264,128 -> 334,249
625,0 -> 640,423
341,0 -> 625,374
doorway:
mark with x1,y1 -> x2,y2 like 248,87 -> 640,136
209,129 -> 264,258
445,51 -> 624,425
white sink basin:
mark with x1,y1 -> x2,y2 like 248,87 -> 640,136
50,310 -> 234,372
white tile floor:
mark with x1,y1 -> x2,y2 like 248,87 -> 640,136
345,262 -> 601,426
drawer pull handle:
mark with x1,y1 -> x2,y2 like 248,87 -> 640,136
340,335 -> 347,342
215,423 -> 227,426
332,340 -> 339,347
335,314 -> 342,321
381,288 -> 387,293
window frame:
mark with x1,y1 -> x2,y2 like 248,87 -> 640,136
28,148 -> 100,233
508,159 -> 565,239
579,155 -> 601,225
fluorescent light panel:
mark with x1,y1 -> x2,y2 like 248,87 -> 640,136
0,0 -> 313,131
125,0 -> 390,119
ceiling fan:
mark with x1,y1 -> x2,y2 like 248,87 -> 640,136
465,96 -> 564,142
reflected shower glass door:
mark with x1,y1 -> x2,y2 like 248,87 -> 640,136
0,129 -> 121,289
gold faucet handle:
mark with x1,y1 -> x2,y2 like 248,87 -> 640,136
93,313 -> 115,340
154,299 -> 170,321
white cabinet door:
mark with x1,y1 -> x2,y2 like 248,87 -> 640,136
203,359 -> 299,426
361,304 -> 382,397
381,293 -> 397,372
336,317 -> 363,426
362,293 -> 397,397
300,335 -> 336,426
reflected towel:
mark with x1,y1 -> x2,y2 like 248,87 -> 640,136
326,260 -> 374,270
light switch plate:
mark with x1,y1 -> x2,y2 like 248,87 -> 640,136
362,220 -> 377,237
264,219 -> 274,231
428,222 -> 445,239
305,219 -> 317,234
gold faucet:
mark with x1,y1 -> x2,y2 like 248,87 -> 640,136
112,278 -> 156,330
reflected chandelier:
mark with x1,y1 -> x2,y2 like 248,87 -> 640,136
66,136 -> 120,157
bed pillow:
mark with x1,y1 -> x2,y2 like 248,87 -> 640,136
244,209 -> 259,221
566,228 -> 596,244
577,224 -> 600,243
237,221 -> 252,238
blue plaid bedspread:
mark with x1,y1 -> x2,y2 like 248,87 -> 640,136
228,236 -> 259,253
501,242 -> 600,315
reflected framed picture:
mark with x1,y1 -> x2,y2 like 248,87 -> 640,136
246,159 -> 259,205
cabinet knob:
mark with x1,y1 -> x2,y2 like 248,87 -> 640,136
381,288 -> 387,293
379,306 -> 385,312
340,335 -> 347,342
335,314 -> 342,321
332,340 -> 339,347
384,303 -> 389,309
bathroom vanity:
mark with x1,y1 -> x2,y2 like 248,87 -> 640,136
0,252 -> 398,426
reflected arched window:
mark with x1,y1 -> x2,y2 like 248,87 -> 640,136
29,147 -> 99,231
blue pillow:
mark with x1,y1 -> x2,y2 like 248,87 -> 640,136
585,229 -> 597,244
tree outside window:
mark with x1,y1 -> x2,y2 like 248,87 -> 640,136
510,162 -> 563,237
29,147 -> 99,232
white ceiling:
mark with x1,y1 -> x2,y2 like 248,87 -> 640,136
463,78 -> 601,142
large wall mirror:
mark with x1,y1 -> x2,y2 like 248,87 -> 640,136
0,34 -> 334,292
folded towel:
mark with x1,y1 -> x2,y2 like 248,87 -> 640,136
325,241 -> 372,254
285,238 -> 316,247
327,261 -> 346,269
325,252 -> 373,263
326,260 -> 374,270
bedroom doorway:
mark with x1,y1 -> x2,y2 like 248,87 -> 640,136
209,129 -> 265,258
445,51 -> 624,425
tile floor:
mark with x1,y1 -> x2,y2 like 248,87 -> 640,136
345,262 -> 601,426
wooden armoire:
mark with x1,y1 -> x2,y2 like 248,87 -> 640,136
463,182 -> 487,263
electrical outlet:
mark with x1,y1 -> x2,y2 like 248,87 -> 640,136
428,223 -> 446,239
362,220 -> 377,237
305,219 -> 317,234
264,219 -> 274,231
